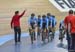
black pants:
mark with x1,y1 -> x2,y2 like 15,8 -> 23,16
66,30 -> 71,52
14,27 -> 21,43
71,33 -> 75,52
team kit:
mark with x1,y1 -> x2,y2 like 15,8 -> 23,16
10,0 -> 75,52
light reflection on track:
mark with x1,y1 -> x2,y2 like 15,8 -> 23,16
0,31 -> 67,52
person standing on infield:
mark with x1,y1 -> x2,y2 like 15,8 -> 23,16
11,10 -> 26,44
69,10 -> 75,52
64,10 -> 73,52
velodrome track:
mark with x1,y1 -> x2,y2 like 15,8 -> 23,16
0,31 -> 68,52
0,0 -> 67,36
0,0 -> 68,52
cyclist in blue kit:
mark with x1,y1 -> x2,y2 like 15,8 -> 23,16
51,15 -> 57,39
46,13 -> 52,42
37,15 -> 42,38
28,13 -> 37,44
40,15 -> 48,42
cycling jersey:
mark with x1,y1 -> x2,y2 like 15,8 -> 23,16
41,18 -> 47,29
28,17 -> 37,29
52,17 -> 57,27
37,18 -> 42,27
46,16 -> 51,26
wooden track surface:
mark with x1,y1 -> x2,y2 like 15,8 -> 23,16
0,0 -> 67,36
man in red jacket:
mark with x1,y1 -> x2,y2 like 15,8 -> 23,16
64,10 -> 73,52
69,11 -> 75,52
11,10 -> 26,44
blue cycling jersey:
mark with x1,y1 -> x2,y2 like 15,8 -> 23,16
28,17 -> 37,25
37,18 -> 42,27
41,18 -> 48,29
51,17 -> 57,27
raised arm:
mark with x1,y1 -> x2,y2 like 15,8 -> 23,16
19,10 -> 26,18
